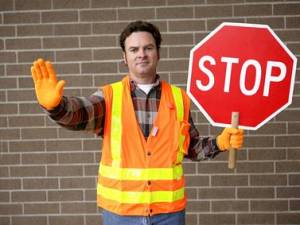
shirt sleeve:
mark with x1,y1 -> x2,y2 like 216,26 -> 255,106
185,112 -> 221,161
45,89 -> 105,136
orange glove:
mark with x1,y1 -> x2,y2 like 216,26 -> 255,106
31,59 -> 65,110
217,127 -> 244,151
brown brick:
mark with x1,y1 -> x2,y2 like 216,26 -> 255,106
9,115 -> 44,127
195,5 -> 232,18
0,192 -> 9,202
287,16 -> 300,28
238,213 -> 274,224
94,48 -> 122,61
288,148 -> 300,160
237,162 -> 274,173
46,139 -> 82,152
61,202 -> 97,214
24,203 -> 59,214
86,215 -> 102,225
48,190 -> 83,201
11,166 -> 46,177
157,7 -> 193,19
246,17 -> 285,29
0,204 -> 22,215
10,140 -> 45,152
277,187 -> 300,198
0,26 -> 15,37
93,22 -> 128,35
0,179 -> 21,190
185,187 -> 197,200
44,37 -> 79,49
18,50 -> 54,63
0,0 -> 13,10
0,128 -> 20,140
186,213 -> 197,225
53,0 -> 90,9
91,0 -> 127,8
23,178 -> 58,190
54,24 -> 91,36
277,110 -> 300,122
0,77 -> 17,89
130,0 -> 166,6
15,0 -> 51,10
47,165 -> 83,177
186,200 -> 209,212
158,59 -> 188,72
17,24 -> 53,37
52,63 -> 80,75
276,161 -> 300,173
3,12 -> 40,24
6,38 -> 41,50
80,9 -> 117,22
238,187 -> 274,199
49,216 -> 84,225
198,214 -> 235,225
80,36 -> 117,48
248,148 -> 286,160
250,174 -> 287,186
58,152 -> 94,164
42,11 -> 78,23
277,213 -> 300,225
274,3 -> 300,15
245,135 -> 274,148
0,51 -> 16,63
169,20 -> 206,32
81,62 -> 118,74
56,49 -> 92,62
118,8 -> 155,21
185,175 -> 209,186
19,103 -> 43,115
198,188 -> 235,199
12,191 -> 46,202
234,4 -> 272,16
21,127 -> 57,139
169,46 -> 191,58
60,177 -> 96,189
250,122 -> 286,135
7,64 -> 31,76
22,153 -> 57,164
162,33 -> 193,46
7,89 -> 35,101
84,189 -> 97,201
0,167 -> 9,177
276,135 -> 300,147
251,200 -> 288,211
12,216 -> 47,225
212,200 -> 249,212
212,175 -> 248,186
94,75 -> 125,87
290,200 -> 300,211
289,174 -> 300,185
0,153 -> 20,165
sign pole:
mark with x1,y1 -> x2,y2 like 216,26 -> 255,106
228,112 -> 239,169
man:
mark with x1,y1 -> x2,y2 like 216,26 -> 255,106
31,21 -> 243,225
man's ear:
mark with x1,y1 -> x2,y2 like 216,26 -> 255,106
123,52 -> 127,65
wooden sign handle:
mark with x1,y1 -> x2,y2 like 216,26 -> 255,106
228,112 -> 239,169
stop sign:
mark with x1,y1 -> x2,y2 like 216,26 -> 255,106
187,22 -> 297,130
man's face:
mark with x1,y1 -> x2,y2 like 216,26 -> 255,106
123,31 -> 160,83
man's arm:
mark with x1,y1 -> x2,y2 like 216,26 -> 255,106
186,113 -> 244,161
31,58 -> 105,135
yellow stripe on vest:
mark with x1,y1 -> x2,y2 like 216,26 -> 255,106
98,184 -> 185,204
99,163 -> 183,180
111,82 -> 123,168
171,86 -> 185,163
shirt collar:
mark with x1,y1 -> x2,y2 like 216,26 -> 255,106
129,74 -> 161,92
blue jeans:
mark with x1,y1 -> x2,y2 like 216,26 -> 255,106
102,209 -> 185,225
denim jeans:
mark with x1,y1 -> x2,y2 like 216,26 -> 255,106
102,209 -> 185,225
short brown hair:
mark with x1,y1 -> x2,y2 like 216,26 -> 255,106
119,21 -> 162,52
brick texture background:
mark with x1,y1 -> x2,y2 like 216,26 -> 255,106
0,0 -> 299,225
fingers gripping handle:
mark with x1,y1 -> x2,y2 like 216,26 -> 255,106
228,112 -> 239,169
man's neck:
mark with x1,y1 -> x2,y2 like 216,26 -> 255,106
129,73 -> 156,84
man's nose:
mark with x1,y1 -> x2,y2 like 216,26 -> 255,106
138,49 -> 146,58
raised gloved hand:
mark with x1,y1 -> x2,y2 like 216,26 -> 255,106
217,127 -> 244,151
31,59 -> 65,110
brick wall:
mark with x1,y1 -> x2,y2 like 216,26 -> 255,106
0,0 -> 299,225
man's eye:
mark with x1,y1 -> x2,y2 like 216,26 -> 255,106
130,48 -> 138,52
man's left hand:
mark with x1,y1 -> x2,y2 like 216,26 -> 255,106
217,128 -> 244,151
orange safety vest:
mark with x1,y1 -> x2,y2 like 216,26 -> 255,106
97,76 -> 191,216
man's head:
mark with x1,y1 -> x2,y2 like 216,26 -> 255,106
119,21 -> 162,52
119,21 -> 162,84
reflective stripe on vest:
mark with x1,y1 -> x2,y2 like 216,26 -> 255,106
110,81 -> 123,168
170,85 -> 185,164
97,184 -> 185,204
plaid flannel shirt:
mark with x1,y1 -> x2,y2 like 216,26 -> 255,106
47,76 -> 220,161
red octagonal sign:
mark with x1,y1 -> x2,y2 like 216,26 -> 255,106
187,22 -> 297,130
